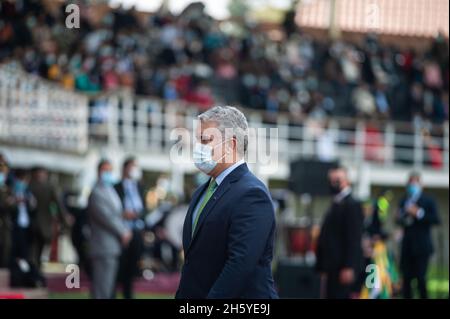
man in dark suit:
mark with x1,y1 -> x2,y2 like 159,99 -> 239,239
316,166 -> 364,299
0,159 -> 14,268
10,169 -> 36,263
176,106 -> 278,299
114,156 -> 146,299
397,172 -> 440,299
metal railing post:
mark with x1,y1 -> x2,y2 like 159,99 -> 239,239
136,99 -> 149,151
149,100 -> 163,152
121,92 -> 135,150
384,122 -> 395,166
277,115 -> 289,161
355,121 -> 366,164
413,125 -> 424,170
107,95 -> 120,148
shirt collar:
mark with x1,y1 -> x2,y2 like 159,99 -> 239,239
97,181 -> 112,189
123,178 -> 136,187
408,189 -> 422,202
214,159 -> 245,186
334,187 -> 352,203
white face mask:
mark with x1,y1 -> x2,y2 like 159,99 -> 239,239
129,166 -> 142,181
193,140 -> 228,174
157,178 -> 170,191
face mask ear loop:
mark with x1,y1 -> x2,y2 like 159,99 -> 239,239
212,139 -> 232,163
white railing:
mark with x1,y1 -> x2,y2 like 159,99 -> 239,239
0,63 -> 89,153
0,63 -> 449,173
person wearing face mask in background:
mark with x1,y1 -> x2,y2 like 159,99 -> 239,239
88,159 -> 132,299
10,169 -> 36,263
176,106 -> 278,299
28,166 -> 72,271
114,156 -> 146,299
396,172 -> 440,299
9,168 -> 46,288
315,166 -> 364,299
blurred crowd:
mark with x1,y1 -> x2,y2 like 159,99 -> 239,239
0,0 -> 448,124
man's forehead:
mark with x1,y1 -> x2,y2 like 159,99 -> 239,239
329,169 -> 346,178
102,163 -> 112,170
196,121 -> 221,138
409,176 -> 421,183
197,120 -> 218,130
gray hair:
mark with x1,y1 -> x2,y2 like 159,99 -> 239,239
198,106 -> 249,156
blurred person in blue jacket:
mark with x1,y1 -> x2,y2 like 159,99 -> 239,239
396,172 -> 440,299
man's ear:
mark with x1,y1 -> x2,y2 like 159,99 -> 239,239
230,137 -> 237,154
232,137 -> 240,162
223,138 -> 234,163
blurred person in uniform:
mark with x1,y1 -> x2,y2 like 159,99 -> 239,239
114,156 -> 146,299
88,159 -> 132,299
360,190 -> 399,299
0,159 -> 14,267
363,189 -> 393,237
28,166 -> 71,270
396,172 -> 440,299
316,166 -> 364,299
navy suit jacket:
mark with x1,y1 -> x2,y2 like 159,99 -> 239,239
175,163 -> 279,299
397,193 -> 440,259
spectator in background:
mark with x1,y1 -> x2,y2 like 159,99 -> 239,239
316,166 -> 364,299
352,82 -> 376,117
409,82 -> 425,118
373,81 -> 390,119
423,59 -> 443,90
0,158 -> 14,268
88,159 -> 132,299
441,91 -> 449,121
28,166 -> 71,270
316,121 -> 337,162
114,157 -> 146,299
364,121 -> 385,163
422,130 -> 444,169
396,172 -> 440,299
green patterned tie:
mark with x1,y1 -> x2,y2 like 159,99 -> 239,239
192,178 -> 218,236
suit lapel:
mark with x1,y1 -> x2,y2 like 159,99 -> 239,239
185,163 -> 249,255
115,182 -> 125,203
188,180 -> 232,247
182,180 -> 210,251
